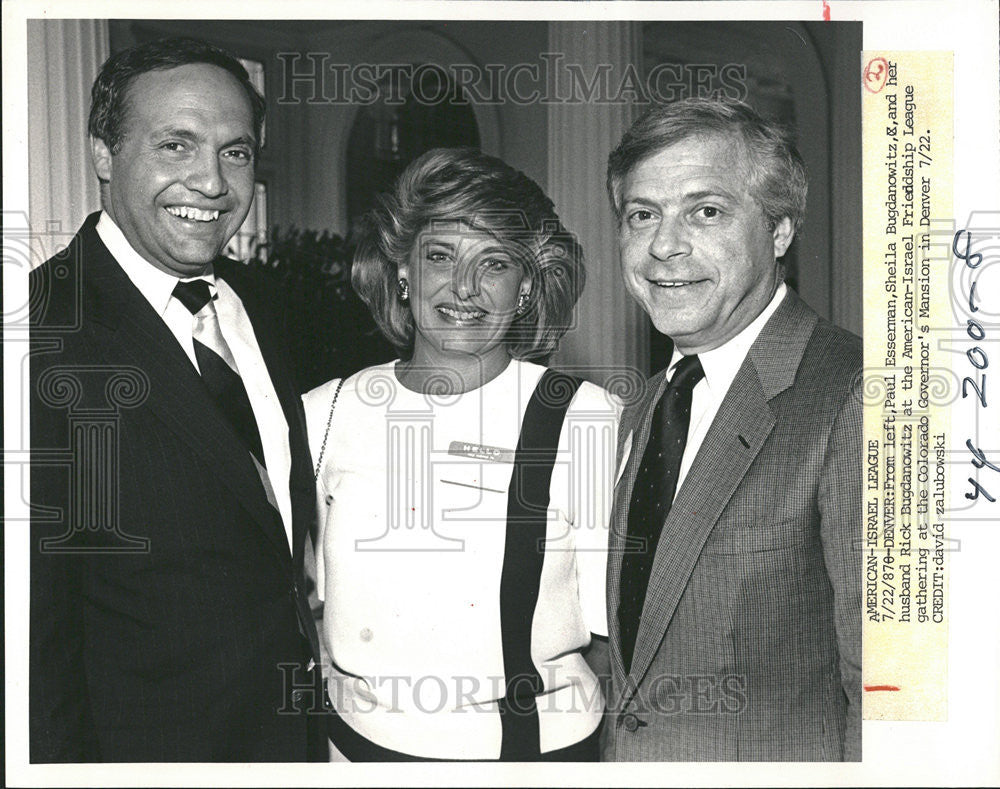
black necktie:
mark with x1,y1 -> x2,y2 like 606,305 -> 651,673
172,279 -> 267,466
618,353 -> 705,673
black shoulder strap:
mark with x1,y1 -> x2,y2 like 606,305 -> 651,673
498,369 -> 583,760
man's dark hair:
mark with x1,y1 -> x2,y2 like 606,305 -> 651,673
88,37 -> 265,155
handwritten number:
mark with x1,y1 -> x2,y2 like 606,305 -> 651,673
966,439 -> 1000,473
961,375 -> 987,408
953,229 -> 983,269
965,478 -> 997,503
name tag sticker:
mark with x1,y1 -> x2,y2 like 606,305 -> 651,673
447,440 -> 515,464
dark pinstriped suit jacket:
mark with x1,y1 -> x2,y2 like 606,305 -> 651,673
29,213 -> 323,762
603,289 -> 862,761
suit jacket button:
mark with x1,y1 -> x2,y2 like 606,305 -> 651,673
291,690 -> 304,703
622,713 -> 640,732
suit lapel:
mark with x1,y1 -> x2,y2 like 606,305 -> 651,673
218,261 -> 321,661
216,261 -> 315,570
625,364 -> 775,691
619,290 -> 819,697
79,219 -> 293,563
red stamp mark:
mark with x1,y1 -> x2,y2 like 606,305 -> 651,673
864,57 -> 890,93
864,684 -> 901,691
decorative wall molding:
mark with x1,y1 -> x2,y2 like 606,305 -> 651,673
547,21 -> 650,383
27,19 -> 109,254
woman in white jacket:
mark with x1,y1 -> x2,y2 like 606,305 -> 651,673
304,147 -> 619,762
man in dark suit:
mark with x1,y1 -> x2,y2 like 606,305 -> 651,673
603,98 -> 861,761
30,38 -> 324,762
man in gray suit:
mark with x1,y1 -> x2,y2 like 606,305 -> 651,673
603,98 -> 861,761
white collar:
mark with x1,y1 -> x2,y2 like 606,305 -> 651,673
96,211 -> 215,316
667,282 -> 788,392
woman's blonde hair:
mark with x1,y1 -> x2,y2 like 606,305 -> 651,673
352,147 -> 585,360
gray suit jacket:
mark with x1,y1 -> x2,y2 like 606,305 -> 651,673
603,289 -> 862,761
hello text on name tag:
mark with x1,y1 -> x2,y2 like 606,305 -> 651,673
447,440 -> 515,464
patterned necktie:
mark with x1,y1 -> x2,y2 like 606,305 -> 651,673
618,353 -> 705,673
173,279 -> 267,465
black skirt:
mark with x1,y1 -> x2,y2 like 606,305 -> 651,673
328,708 -> 601,762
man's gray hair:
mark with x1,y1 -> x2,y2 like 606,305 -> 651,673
607,97 -> 808,232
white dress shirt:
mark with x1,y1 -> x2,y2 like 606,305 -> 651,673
96,212 -> 294,548
666,282 -> 788,499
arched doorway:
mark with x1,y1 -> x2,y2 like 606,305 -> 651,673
345,65 -> 481,233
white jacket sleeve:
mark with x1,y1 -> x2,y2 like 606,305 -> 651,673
566,383 -> 622,639
302,379 -> 342,602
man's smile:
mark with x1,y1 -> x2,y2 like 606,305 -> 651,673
165,205 -> 222,222
646,277 -> 709,290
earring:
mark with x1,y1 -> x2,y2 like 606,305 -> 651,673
397,277 -> 409,301
516,291 -> 530,315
